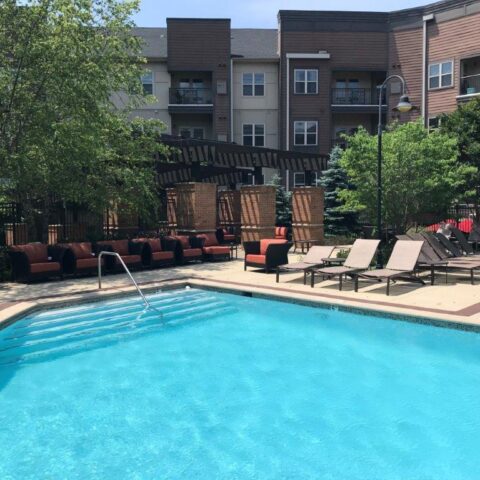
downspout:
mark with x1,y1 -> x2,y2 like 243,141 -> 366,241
422,14 -> 434,126
230,58 -> 234,141
286,56 -> 290,191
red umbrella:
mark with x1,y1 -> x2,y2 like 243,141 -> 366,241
426,218 -> 458,232
426,218 -> 474,233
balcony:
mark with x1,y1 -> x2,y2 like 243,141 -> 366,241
168,87 -> 213,114
458,73 -> 480,100
331,88 -> 387,114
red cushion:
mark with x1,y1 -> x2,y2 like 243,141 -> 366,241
68,242 -> 92,259
203,246 -> 230,255
111,240 -> 129,256
15,244 -> 49,263
30,262 -> 61,274
223,234 -> 235,242
275,227 -> 287,239
176,236 -> 191,249
76,258 -> 100,270
183,248 -> 203,258
197,233 -> 218,247
152,251 -> 174,261
147,238 -> 162,252
260,239 -> 288,256
246,254 -> 266,265
119,254 -> 141,265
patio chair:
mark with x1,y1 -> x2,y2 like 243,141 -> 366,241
132,238 -> 175,268
310,239 -> 380,290
57,242 -> 104,276
170,235 -> 203,264
216,228 -> 236,244
244,239 -> 292,273
449,226 -> 478,256
196,233 -> 231,261
8,243 -> 65,282
275,245 -> 335,284
274,227 -> 289,240
354,240 -> 425,295
95,239 -> 143,272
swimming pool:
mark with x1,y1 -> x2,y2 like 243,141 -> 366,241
1,288 -> 479,479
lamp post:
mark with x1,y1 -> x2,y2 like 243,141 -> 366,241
376,75 -> 413,267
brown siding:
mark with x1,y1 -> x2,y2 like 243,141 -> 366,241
426,12 -> 480,116
388,26 -> 423,123
167,19 -> 231,140
279,22 -> 388,154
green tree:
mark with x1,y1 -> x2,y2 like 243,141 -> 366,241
440,98 -> 480,217
319,145 -> 360,236
0,0 -> 170,240
268,174 -> 292,226
338,120 -> 476,234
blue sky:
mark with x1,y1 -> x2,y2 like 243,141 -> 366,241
133,0 -> 428,27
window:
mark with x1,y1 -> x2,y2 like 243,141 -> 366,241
428,117 -> 441,130
243,73 -> 265,96
294,69 -> 318,94
141,71 -> 154,95
429,61 -> 453,89
294,121 -> 318,146
294,172 -> 318,187
179,127 -> 204,140
243,124 -> 265,147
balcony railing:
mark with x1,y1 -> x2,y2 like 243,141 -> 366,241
331,88 -> 384,105
169,88 -> 213,105
460,74 -> 480,96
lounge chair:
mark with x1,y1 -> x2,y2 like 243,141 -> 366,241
354,240 -> 425,295
449,226 -> 478,256
196,233 -> 231,261
310,239 -> 380,290
276,245 -> 335,284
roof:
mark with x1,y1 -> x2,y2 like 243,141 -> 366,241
231,29 -> 278,59
132,27 -> 278,60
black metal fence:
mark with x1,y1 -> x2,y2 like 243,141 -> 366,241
447,204 -> 476,221
0,202 -> 21,281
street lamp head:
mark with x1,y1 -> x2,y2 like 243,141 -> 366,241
395,94 -> 413,113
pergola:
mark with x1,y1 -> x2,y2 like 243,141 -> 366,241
157,135 -> 329,187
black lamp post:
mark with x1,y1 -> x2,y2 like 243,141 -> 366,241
376,75 -> 413,267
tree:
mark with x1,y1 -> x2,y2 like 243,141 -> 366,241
268,174 -> 292,226
319,145 -> 360,236
440,98 -> 480,217
0,0 -> 170,240
338,120 -> 476,234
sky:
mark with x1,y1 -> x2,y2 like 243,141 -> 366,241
133,0 -> 429,28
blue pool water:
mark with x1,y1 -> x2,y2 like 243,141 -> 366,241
1,288 -> 480,479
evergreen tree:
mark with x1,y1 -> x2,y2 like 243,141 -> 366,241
269,174 -> 292,226
319,146 -> 360,236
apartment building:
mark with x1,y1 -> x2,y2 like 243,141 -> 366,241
129,0 -> 480,188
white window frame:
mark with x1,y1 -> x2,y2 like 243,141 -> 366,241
242,73 -> 265,97
428,60 -> 454,90
294,69 -> 318,94
141,71 -> 154,95
294,121 -> 318,146
242,123 -> 265,147
293,171 -> 318,187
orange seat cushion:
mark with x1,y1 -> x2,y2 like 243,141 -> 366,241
260,239 -> 288,255
246,254 -> 266,265
183,248 -> 203,258
223,234 -> 236,242
152,251 -> 174,261
275,227 -> 288,239
203,246 -> 230,255
147,238 -> 162,252
76,258 -> 100,269
120,255 -> 141,264
30,262 -> 61,274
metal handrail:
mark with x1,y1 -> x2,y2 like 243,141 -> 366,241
98,251 -> 152,309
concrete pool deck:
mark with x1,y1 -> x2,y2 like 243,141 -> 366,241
1,251 -> 480,329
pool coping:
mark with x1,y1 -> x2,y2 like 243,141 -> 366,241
2,275 -> 480,334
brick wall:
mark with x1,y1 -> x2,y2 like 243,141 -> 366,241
218,190 -> 241,232
292,186 -> 324,242
166,188 -> 177,235
240,186 -> 276,242
175,182 -> 217,233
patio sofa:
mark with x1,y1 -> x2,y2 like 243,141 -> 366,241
57,242 -> 103,276
132,237 -> 175,268
95,239 -> 143,272
196,233 -> 231,261
243,239 -> 291,272
8,243 -> 65,282
170,235 -> 203,264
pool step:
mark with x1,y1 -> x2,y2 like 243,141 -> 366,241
0,290 -> 236,366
